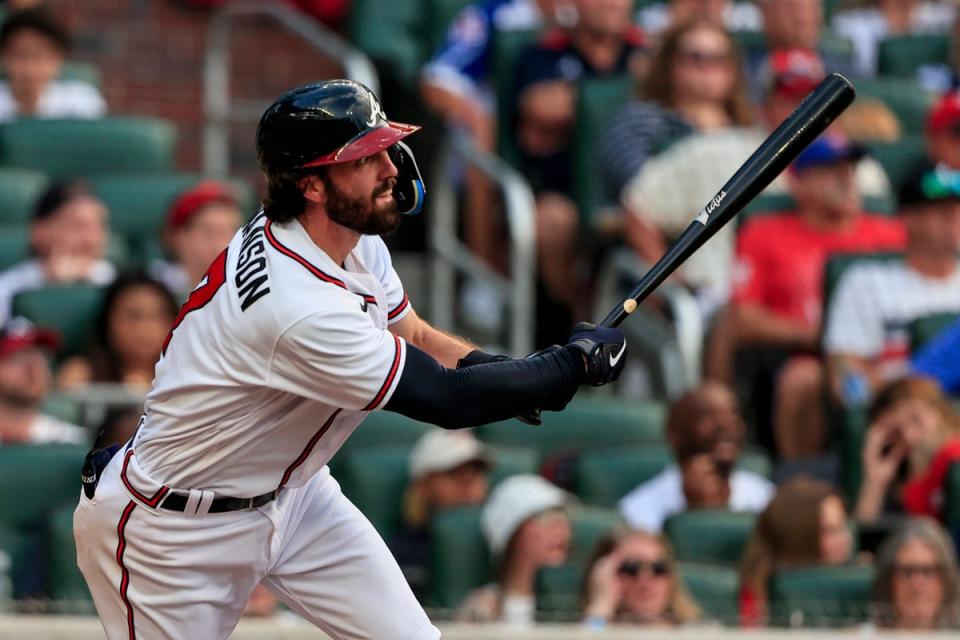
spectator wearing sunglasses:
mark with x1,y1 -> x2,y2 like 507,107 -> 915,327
581,528 -> 700,627
871,518 -> 960,630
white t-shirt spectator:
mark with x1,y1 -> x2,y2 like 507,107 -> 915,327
832,3 -> 956,77
0,258 -> 116,325
618,465 -> 774,533
0,79 -> 106,122
23,413 -> 87,444
824,260 -> 960,381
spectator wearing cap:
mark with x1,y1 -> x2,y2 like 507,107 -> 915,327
149,181 -> 244,301
620,382 -> 773,532
389,430 -> 493,599
0,317 -> 85,445
457,474 -> 572,624
0,179 -> 113,325
729,134 -> 905,460
56,272 -> 178,392
926,93 -> 960,174
824,162 -> 960,407
0,8 -> 105,121
832,0 -> 955,78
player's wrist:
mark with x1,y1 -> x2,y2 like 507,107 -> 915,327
456,349 -> 510,368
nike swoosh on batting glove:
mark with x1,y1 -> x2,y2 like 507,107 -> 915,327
566,322 -> 628,386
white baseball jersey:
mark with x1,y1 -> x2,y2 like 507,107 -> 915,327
133,211 -> 412,497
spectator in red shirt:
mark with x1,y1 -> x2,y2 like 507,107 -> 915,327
730,134 -> 906,459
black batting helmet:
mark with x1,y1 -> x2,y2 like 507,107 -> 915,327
256,79 -> 420,176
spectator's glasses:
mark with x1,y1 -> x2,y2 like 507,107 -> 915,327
921,167 -> 960,199
892,563 -> 942,579
676,48 -> 732,68
617,559 -> 671,578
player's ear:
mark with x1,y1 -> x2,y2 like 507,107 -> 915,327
299,173 -> 325,205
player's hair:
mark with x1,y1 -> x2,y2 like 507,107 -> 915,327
262,169 -> 325,224
0,8 -> 70,54
640,18 -> 753,128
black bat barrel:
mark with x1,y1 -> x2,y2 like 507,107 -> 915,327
600,73 -> 856,328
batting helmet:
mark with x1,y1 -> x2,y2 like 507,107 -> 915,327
256,79 -> 420,174
256,79 -> 425,215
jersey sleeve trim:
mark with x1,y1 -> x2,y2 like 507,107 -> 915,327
387,293 -> 410,323
363,333 -> 405,410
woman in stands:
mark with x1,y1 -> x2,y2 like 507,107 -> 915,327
855,376 -> 960,524
871,518 -> 960,630
581,528 -> 700,627
457,474 -> 572,624
57,271 -> 177,392
738,476 -> 853,626
597,18 -> 752,203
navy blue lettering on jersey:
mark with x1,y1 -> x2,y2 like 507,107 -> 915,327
236,221 -> 271,311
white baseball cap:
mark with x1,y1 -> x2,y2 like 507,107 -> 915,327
481,474 -> 570,557
408,430 -> 492,481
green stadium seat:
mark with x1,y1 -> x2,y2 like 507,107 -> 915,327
663,510 -> 756,566
730,32 -> 854,66
866,136 -> 926,192
769,564 -> 875,627
475,398 -> 666,459
59,62 -> 101,87
11,284 -> 106,358
854,77 -> 936,136
350,0 -> 428,83
0,168 -> 48,226
0,444 -> 87,596
337,442 -> 540,539
0,117 -> 177,179
909,312 -> 959,353
945,463 -> 960,533
46,504 -> 91,609
576,446 -> 773,508
878,34 -> 951,77
338,411 -> 433,453
678,561 -> 739,624
573,74 -> 633,223
0,225 -> 29,271
89,174 -> 255,264
428,505 -> 488,609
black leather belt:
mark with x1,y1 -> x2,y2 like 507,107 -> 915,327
160,489 -> 279,513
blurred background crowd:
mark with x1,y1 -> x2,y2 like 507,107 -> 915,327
3,0 -> 960,633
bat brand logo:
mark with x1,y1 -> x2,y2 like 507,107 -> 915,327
695,190 -> 727,225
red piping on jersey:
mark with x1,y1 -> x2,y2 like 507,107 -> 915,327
363,334 -> 402,411
264,220 -> 348,288
120,449 -> 170,508
277,409 -> 342,490
116,500 -> 137,639
388,293 -> 409,320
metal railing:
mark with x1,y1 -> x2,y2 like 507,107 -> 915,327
429,132 -> 537,356
202,1 -> 379,175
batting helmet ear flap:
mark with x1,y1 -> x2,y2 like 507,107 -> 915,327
388,140 -> 425,216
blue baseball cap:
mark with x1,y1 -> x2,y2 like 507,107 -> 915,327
791,135 -> 866,173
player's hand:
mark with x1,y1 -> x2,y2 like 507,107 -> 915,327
566,322 -> 628,386
681,454 -> 731,509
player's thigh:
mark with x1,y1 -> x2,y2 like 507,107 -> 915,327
264,475 -> 439,640
76,471 -> 270,639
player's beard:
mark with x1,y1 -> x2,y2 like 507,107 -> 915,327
321,174 -> 401,236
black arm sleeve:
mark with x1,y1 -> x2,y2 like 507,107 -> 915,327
384,343 -> 585,429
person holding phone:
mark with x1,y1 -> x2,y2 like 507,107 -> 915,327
619,382 -> 774,532
854,376 -> 960,523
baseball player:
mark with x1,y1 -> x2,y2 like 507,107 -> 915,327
73,79 -> 628,640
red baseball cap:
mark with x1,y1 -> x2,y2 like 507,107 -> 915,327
926,92 -> 960,135
767,49 -> 825,99
167,181 -> 239,230
0,317 -> 59,359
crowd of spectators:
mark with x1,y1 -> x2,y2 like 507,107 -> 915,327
3,0 -> 960,632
